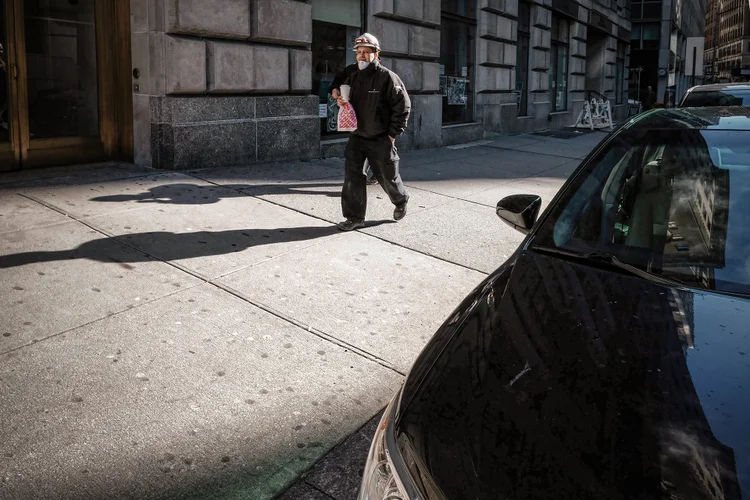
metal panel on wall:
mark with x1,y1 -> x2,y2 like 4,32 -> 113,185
312,0 -> 362,27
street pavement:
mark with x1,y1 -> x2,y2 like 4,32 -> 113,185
0,128 -> 608,500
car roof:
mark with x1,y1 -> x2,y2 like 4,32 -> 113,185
686,82 -> 750,92
627,106 -> 750,131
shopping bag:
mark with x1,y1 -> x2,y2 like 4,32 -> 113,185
337,103 -> 358,132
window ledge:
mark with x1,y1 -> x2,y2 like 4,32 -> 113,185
549,111 -> 571,116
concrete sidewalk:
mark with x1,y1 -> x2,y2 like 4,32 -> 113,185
0,128 -> 607,500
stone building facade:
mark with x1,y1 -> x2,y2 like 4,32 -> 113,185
129,0 -> 632,170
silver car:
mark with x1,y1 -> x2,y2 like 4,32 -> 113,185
680,82 -> 750,107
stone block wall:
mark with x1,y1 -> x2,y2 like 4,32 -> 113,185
150,96 -> 320,169
129,0 -> 631,170
370,0 -> 442,150
474,0 -> 630,135
131,0 -> 315,169
477,1 -> 517,94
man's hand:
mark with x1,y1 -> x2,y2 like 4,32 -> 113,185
332,88 -> 347,108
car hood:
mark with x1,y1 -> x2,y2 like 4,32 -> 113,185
396,250 -> 750,500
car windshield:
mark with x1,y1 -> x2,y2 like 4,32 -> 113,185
681,89 -> 750,106
533,127 -> 750,296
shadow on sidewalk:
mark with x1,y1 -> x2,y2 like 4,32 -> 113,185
0,225 -> 353,269
90,182 -> 341,205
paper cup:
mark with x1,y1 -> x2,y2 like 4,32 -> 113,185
340,84 -> 351,102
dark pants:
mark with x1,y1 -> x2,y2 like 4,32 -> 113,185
342,134 -> 408,222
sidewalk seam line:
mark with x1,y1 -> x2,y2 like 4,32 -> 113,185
302,482 -> 339,500
210,234 -> 348,281
0,284 -> 203,357
211,281 -> 404,376
16,193 -> 405,376
185,174 -> 490,276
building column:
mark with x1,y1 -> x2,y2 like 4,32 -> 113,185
528,2 -> 552,124
569,15 -> 588,124
603,34 -> 617,101
475,0 -> 518,134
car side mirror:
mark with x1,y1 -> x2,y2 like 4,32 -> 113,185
496,194 -> 542,234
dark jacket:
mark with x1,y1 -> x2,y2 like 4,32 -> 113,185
327,64 -> 357,96
343,61 -> 411,139
643,90 -> 656,109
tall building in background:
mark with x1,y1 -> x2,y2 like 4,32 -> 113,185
704,0 -> 750,83
630,0 -> 707,106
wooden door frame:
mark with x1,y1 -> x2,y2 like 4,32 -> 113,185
8,0 -> 132,169
0,0 -> 21,171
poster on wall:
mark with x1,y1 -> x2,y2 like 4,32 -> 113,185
447,77 -> 467,105
326,95 -> 339,132
439,75 -> 447,96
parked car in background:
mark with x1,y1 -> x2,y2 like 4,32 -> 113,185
680,82 -> 750,107
358,107 -> 750,500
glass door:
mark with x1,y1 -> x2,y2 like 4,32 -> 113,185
18,0 -> 106,167
0,0 -> 131,171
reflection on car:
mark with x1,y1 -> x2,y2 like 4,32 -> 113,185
358,107 -> 750,500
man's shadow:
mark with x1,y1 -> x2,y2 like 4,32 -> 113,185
0,221 -> 396,269
90,183 -> 341,205
0,226 -> 336,269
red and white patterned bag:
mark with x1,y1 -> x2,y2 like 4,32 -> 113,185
337,103 -> 358,132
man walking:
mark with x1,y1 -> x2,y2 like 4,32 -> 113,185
643,85 -> 656,111
329,64 -> 377,185
335,33 -> 411,231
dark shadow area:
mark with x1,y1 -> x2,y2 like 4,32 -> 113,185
0,225 -> 341,269
400,153 -> 578,184
276,412 -> 382,500
363,219 -> 397,228
90,183 -> 341,205
532,128 -> 599,139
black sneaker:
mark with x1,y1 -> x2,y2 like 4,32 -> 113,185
337,219 -> 365,231
393,202 -> 407,221
366,176 -> 378,185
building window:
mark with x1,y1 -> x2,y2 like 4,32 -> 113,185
616,42 -> 626,104
311,0 -> 364,135
550,16 -> 569,112
641,1 -> 660,19
641,23 -> 660,50
516,1 -> 531,116
440,0 -> 477,124
632,0 -> 643,18
631,24 -> 641,49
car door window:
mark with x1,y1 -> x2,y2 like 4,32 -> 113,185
537,128 -> 750,295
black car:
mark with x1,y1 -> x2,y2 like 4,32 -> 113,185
680,83 -> 750,107
358,107 -> 750,500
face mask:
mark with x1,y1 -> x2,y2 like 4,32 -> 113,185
358,61 -> 370,70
